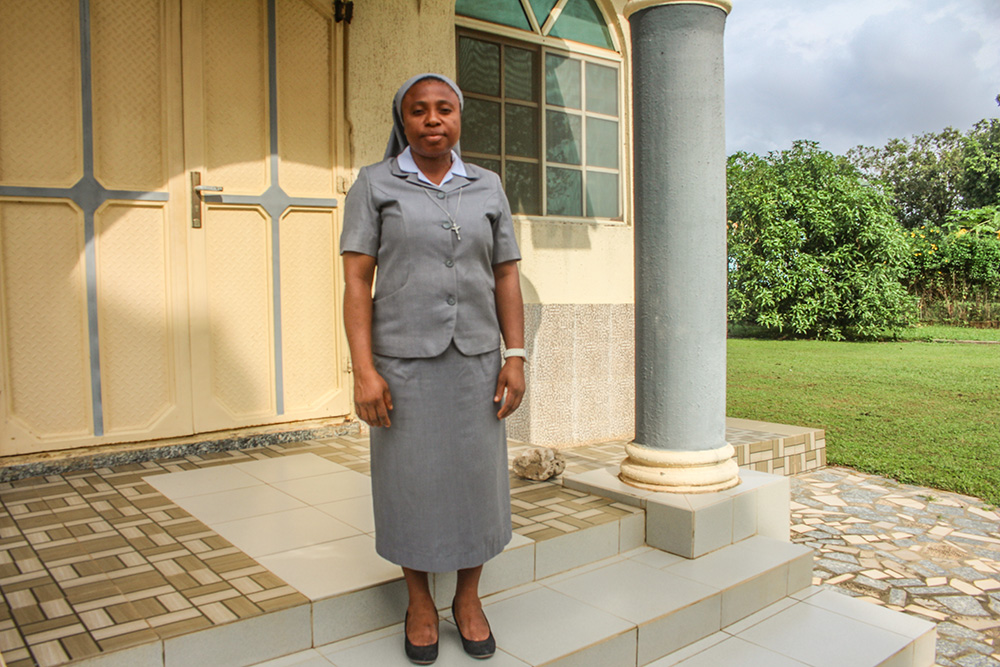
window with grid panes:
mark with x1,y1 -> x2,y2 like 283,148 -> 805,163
456,0 -> 622,219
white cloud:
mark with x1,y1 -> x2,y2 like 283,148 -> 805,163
724,0 -> 1000,155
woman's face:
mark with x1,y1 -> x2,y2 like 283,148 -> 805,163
401,79 -> 461,160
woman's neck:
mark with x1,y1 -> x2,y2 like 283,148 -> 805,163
411,151 -> 453,185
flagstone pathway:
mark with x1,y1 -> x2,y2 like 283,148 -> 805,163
791,467 -> 1000,667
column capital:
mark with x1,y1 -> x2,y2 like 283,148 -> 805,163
624,0 -> 732,19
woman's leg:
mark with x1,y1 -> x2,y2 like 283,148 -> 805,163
454,565 -> 491,640
403,567 -> 438,646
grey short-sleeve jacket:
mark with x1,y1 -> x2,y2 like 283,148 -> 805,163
340,158 -> 521,359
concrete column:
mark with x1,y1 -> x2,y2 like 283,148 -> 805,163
620,0 -> 739,492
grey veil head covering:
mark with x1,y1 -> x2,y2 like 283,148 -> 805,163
384,73 -> 464,160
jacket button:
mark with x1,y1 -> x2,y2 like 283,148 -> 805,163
445,259 -> 454,267
441,222 -> 450,229
447,296 -> 456,305
436,191 -> 446,199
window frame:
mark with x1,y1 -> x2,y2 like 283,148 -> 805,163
456,6 -> 628,225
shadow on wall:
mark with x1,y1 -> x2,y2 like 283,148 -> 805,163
529,218 -> 593,249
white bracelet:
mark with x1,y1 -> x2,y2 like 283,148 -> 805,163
503,348 -> 526,361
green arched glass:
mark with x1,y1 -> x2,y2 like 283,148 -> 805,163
549,0 -> 614,50
456,0 -> 615,50
455,0 -> 531,31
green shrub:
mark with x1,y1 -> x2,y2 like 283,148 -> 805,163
904,206 -> 1000,323
727,141 -> 916,339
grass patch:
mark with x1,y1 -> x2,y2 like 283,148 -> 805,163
898,324 -> 1000,342
727,338 -> 1000,505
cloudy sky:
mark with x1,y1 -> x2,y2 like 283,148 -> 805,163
724,0 -> 1000,156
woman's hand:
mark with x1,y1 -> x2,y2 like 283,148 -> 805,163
492,260 -> 526,420
354,366 -> 394,428
494,357 -> 525,419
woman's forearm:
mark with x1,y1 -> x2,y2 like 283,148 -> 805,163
493,260 -> 524,350
343,252 -> 378,374
343,252 -> 394,427
492,260 -> 525,418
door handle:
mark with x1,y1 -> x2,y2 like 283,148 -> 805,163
190,172 -> 224,228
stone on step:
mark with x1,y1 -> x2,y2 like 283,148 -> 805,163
511,447 -> 566,481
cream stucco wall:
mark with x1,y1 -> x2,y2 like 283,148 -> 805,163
345,0 -> 635,309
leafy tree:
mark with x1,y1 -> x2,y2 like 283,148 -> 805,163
847,128 -> 965,228
728,141 -> 915,339
959,118 -> 1000,209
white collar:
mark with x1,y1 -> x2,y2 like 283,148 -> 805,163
397,146 -> 467,186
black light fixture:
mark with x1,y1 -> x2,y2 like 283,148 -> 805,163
335,0 -> 354,24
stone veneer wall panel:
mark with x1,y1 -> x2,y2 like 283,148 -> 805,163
507,304 -> 634,447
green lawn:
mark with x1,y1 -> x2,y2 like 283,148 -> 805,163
898,324 -> 1000,342
727,337 -> 1000,505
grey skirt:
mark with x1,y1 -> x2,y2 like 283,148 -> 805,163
370,342 -> 512,572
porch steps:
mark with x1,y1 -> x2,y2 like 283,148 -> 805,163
3,458 -> 936,667
254,536 -> 934,667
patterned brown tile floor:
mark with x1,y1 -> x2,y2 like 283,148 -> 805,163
1,427 -> 993,666
0,432 -> 638,667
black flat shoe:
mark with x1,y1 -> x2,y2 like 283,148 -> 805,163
452,599 -> 496,659
404,611 -> 439,665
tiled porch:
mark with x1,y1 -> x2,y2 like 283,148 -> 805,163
0,430 -> 645,666
0,421 -> 943,666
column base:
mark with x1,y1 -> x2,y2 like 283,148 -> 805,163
619,442 -> 740,493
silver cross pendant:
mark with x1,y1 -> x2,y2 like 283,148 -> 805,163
450,222 -> 462,241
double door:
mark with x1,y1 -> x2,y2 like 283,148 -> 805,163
0,0 -> 351,454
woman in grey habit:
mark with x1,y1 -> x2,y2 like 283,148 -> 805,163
341,73 -> 526,664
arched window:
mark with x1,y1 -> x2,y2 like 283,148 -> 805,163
456,0 -> 622,220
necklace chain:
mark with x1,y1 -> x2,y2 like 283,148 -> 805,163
425,188 -> 462,241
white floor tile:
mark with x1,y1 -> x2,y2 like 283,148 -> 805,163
660,636 -> 809,667
317,622 -> 402,653
722,596 -> 798,635
545,558 -> 720,624
664,536 -> 805,590
315,495 -> 375,533
322,624 -> 529,666
236,454 -> 350,483
478,583 -> 541,607
562,466 -> 651,507
250,648 -> 335,667
539,553 -> 625,586
627,546 -> 686,569
507,532 -> 533,549
173,485 -> 307,525
534,519 -> 619,578
312,579 -> 408,646
802,589 -> 935,638
211,507 -> 361,558
258,534 -> 400,600
144,466 -> 262,499
163,604 -> 311,667
481,586 -> 633,665
271,471 -> 372,505
645,632 -> 728,666
736,602 -> 911,667
433,537 -> 536,606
